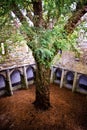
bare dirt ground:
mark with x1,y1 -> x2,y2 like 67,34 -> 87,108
0,84 -> 87,130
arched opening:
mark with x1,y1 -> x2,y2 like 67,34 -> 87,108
54,68 -> 62,84
26,67 -> 35,81
66,71 -> 74,85
78,74 -> 87,90
10,70 -> 21,87
0,74 -> 6,90
55,68 -> 62,81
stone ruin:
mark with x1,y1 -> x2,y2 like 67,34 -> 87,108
0,40 -> 35,69
0,40 -> 36,96
0,13 -> 87,96
78,30 -> 87,64
77,12 -> 87,64
51,48 -> 87,94
51,13 -> 87,95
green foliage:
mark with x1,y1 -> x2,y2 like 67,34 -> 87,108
52,25 -> 68,50
76,21 -> 87,32
0,47 -> 2,54
0,0 -> 85,67
9,31 -> 25,43
21,16 -> 66,67
0,0 -> 24,12
21,13 -> 81,67
67,31 -> 81,58
0,15 -> 25,44
34,48 -> 54,67
0,16 -> 14,43
26,28 -> 55,68
43,0 -> 75,25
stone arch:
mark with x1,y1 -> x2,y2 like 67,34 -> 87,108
10,68 -> 23,76
66,71 -> 74,85
78,74 -> 87,90
26,66 -> 35,81
10,69 -> 21,87
0,74 -> 6,90
55,68 -> 62,81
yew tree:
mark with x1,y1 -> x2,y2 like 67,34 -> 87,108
0,0 -> 87,110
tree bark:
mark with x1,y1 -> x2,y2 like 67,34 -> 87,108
33,62 -> 51,110
31,0 -> 51,109
32,0 -> 43,27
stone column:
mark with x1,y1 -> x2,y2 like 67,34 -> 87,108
72,72 -> 77,92
60,69 -> 65,88
22,66 -> 28,89
50,66 -> 55,83
1,43 -> 5,55
6,69 -> 13,96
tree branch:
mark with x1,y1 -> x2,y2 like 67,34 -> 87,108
64,3 -> 87,34
11,2 -> 27,23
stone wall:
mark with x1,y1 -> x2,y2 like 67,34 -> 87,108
77,13 -> 87,65
0,41 -> 36,96
52,51 -> 87,74
0,41 -> 35,70
78,38 -> 87,65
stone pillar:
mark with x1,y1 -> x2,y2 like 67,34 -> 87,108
50,66 -> 55,83
6,69 -> 13,96
1,43 -> 5,55
72,72 -> 77,92
22,66 -> 28,89
60,69 -> 65,88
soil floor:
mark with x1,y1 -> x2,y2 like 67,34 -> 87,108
0,84 -> 87,130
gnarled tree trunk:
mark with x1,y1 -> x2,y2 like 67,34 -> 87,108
11,0 -> 51,110
31,0 -> 51,110
33,62 -> 51,110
